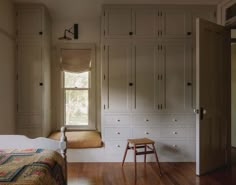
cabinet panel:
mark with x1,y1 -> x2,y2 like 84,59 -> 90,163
160,41 -> 192,112
103,115 -> 131,126
104,127 -> 132,139
133,8 -> 156,38
133,42 -> 157,112
17,42 -> 42,113
103,43 -> 132,112
160,9 -> 191,38
17,8 -> 42,39
133,127 -> 160,138
104,8 -> 132,38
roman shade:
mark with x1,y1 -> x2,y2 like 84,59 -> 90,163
60,49 -> 92,73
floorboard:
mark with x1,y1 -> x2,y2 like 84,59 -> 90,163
68,162 -> 236,185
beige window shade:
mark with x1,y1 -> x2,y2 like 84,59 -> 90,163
61,49 -> 92,73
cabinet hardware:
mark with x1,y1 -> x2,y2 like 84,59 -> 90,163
146,119 -> 149,122
172,145 -> 177,148
117,119 -> 120,122
103,74 -> 106,80
173,131 -> 178,135
145,132 -> 149,135
116,132 -> 120,135
129,82 -> 133,86
104,104 -> 106,109
160,104 -> 162,109
116,145 -> 120,148
39,31 -> 43,35
187,82 -> 192,86
39,82 -> 43,86
129,32 -> 133,36
172,119 -> 178,122
187,32 -> 192,36
158,104 -> 160,109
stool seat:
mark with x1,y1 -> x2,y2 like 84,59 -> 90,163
128,138 -> 154,145
122,138 -> 162,182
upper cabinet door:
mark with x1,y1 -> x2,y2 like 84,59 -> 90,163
132,8 -> 156,39
104,8 -> 132,38
160,40 -> 193,113
103,42 -> 132,112
17,8 -> 43,40
159,9 -> 191,39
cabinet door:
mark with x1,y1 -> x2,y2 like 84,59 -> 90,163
17,42 -> 42,114
159,41 -> 192,112
132,8 -> 156,38
103,42 -> 132,112
133,42 -> 157,112
159,9 -> 191,38
17,8 -> 42,40
104,8 -> 132,38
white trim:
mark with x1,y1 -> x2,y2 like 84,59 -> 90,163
217,0 -> 236,25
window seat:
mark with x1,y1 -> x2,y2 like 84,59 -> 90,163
49,131 -> 103,149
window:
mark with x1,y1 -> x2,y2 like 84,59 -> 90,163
59,46 -> 96,130
64,71 -> 89,126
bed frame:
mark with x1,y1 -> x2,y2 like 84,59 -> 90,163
0,127 -> 67,182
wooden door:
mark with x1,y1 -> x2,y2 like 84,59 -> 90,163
132,42 -> 156,112
159,9 -> 191,39
103,42 -> 132,112
160,40 -> 193,112
104,8 -> 132,38
132,8 -> 156,38
196,18 -> 231,175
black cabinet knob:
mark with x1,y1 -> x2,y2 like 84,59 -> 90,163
187,32 -> 192,36
39,82 -> 43,86
39,31 -> 43,35
187,82 -> 192,86
129,83 -> 133,86
129,32 -> 133,36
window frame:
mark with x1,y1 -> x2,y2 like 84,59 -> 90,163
57,44 -> 96,130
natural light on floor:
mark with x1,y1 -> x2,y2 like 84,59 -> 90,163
64,71 -> 89,126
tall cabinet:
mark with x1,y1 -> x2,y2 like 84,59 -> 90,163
16,4 -> 51,138
102,5 -> 216,162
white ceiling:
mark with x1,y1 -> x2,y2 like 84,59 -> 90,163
14,0 -> 224,21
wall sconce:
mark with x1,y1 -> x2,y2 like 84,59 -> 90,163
58,24 -> 78,40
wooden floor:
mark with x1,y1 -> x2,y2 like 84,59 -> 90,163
67,148 -> 236,185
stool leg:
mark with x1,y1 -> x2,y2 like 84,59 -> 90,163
122,142 -> 129,167
134,144 -> 137,182
144,144 -> 147,164
152,144 -> 162,176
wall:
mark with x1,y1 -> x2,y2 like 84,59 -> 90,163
0,0 -> 16,134
51,17 -> 101,131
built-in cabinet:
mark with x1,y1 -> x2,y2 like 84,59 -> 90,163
16,4 -> 51,138
102,5 -> 216,162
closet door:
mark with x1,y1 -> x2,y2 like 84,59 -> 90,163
17,42 -> 42,128
132,41 -> 157,112
159,40 -> 192,112
158,8 -> 191,39
104,7 -> 132,38
132,7 -> 156,38
17,7 -> 42,40
103,42 -> 132,112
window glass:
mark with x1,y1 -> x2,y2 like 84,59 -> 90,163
64,71 -> 89,88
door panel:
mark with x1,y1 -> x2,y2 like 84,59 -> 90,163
133,8 -> 156,38
160,41 -> 192,112
17,42 -> 42,113
196,18 -> 230,175
160,9 -> 191,38
103,43 -> 132,112
133,42 -> 156,112
104,8 -> 132,38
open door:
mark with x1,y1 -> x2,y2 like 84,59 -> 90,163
196,18 -> 231,175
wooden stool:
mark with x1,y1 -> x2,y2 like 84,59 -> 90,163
122,138 -> 162,180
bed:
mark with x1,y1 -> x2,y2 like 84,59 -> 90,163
0,127 -> 67,185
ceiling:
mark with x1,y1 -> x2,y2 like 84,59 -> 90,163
14,0 -> 224,21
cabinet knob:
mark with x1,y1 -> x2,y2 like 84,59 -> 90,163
129,32 -> 133,36
39,31 -> 43,35
129,82 -> 133,86
173,131 -> 178,135
39,82 -> 43,86
187,82 -> 192,86
116,145 -> 120,148
146,119 -> 149,122
145,132 -> 149,135
116,132 -> 120,135
187,32 -> 192,36
117,119 -> 120,122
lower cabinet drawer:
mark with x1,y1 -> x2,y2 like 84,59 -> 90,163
104,127 -> 132,139
156,140 -> 195,162
159,128 -> 188,138
132,127 -> 160,138
105,141 -> 127,153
